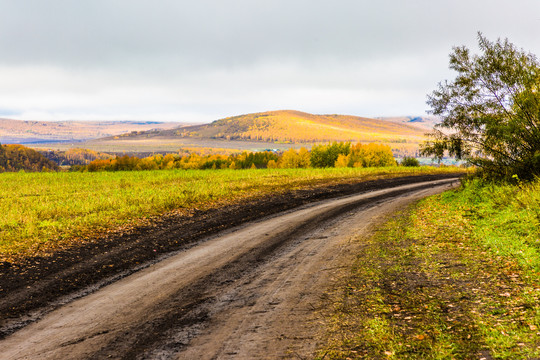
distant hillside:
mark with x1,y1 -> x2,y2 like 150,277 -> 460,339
376,116 -> 439,130
0,144 -> 59,172
0,119 -> 183,144
119,110 -> 426,144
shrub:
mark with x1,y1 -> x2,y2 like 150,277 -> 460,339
401,156 -> 420,167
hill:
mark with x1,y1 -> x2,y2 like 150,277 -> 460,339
0,144 -> 59,172
376,115 -> 440,130
119,110 -> 427,144
0,119 -> 183,144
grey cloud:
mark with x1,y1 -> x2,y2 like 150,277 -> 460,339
0,0 -> 539,120
2,0 -> 538,70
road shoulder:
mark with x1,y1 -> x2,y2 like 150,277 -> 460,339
316,189 -> 540,359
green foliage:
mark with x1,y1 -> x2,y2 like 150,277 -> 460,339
231,151 -> 279,169
426,180 -> 540,356
310,142 -> 351,168
439,178 -> 540,272
401,156 -> 420,167
0,144 -> 59,172
422,33 -> 540,180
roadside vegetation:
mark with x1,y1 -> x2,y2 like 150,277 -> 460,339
317,178 -> 540,359
0,166 -> 461,263
317,34 -> 540,359
421,33 -> 540,181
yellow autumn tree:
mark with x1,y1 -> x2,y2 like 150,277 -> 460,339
279,148 -> 311,168
349,143 -> 396,167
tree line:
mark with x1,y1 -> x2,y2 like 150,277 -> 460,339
0,142 -> 411,173
0,144 -> 59,172
76,142 -> 398,172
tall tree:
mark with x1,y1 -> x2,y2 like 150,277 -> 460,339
421,33 -> 540,179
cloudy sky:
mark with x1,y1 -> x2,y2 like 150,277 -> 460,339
0,0 -> 539,123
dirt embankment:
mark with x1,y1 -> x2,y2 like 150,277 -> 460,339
0,173 -> 461,340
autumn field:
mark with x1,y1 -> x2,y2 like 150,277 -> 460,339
0,166 -> 462,262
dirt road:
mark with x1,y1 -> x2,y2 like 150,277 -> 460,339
0,178 -> 459,359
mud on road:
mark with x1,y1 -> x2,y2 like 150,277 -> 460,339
0,174 -> 460,359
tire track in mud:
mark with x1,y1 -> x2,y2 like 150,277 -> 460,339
0,178 -> 459,359
96,184 -> 436,359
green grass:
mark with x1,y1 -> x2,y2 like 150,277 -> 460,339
0,166 -> 460,262
439,178 -> 540,274
316,178 -> 540,359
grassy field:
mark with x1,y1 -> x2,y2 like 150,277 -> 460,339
0,166 -> 461,262
317,178 -> 540,359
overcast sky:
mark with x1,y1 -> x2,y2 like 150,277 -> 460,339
0,0 -> 539,123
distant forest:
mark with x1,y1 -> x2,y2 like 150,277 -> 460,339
75,142 -> 398,171
0,142 -> 417,173
0,144 -> 59,172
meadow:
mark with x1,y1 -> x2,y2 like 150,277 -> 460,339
0,166 -> 460,262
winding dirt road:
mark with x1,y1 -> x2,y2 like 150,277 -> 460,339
0,178 -> 459,359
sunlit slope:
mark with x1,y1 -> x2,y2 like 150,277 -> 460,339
147,110 -> 427,143
0,118 -> 182,143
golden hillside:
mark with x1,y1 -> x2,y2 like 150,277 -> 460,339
0,118 -> 182,143
159,110 -> 427,144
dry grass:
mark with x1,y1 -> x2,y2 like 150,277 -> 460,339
0,166 -> 459,262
